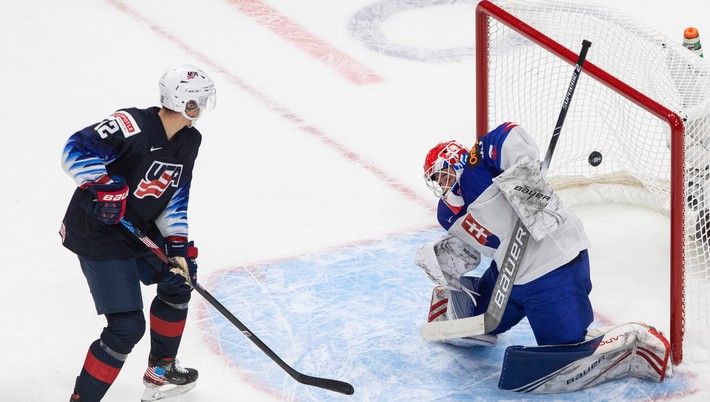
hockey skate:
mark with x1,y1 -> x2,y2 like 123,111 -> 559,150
141,355 -> 198,401
427,283 -> 497,347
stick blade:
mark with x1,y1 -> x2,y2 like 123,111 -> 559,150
422,314 -> 486,341
297,374 -> 354,395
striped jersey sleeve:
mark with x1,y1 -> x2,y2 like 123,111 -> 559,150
61,127 -> 122,187
481,122 -> 540,172
155,179 -> 191,238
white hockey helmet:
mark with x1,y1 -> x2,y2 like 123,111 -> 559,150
159,64 -> 216,122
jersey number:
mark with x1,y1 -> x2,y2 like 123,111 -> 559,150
95,119 -> 121,139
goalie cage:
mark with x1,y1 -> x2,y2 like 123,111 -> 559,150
476,0 -> 710,365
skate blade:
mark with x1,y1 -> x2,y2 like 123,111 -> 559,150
141,382 -> 196,401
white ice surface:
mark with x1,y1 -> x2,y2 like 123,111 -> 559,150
1,1 -> 709,401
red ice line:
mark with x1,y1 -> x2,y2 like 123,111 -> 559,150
106,0 -> 431,211
227,0 -> 383,85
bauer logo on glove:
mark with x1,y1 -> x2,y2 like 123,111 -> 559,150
163,238 -> 198,289
86,176 -> 129,225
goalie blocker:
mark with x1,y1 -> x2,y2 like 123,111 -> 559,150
498,322 -> 671,393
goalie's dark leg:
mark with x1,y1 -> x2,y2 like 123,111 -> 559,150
523,251 -> 593,345
469,260 -> 525,335
471,251 -> 593,346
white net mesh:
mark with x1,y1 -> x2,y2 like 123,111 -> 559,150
481,0 -> 710,363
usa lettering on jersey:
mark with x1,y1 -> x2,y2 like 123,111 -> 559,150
134,161 -> 183,199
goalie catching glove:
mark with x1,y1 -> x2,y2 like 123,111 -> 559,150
415,235 -> 481,291
162,237 -> 198,290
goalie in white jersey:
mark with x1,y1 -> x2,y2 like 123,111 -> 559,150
416,122 -> 671,392
418,122 -> 594,346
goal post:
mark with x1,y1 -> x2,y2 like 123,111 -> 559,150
476,0 -> 710,365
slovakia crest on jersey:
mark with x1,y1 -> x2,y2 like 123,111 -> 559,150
134,161 -> 183,199
461,213 -> 501,249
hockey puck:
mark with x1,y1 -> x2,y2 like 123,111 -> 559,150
588,151 -> 603,167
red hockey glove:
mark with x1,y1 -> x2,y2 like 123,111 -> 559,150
87,176 -> 128,225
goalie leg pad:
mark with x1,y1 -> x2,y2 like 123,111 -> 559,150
443,333 -> 498,347
427,278 -> 482,323
426,281 -> 497,347
427,286 -> 449,323
498,322 -> 671,393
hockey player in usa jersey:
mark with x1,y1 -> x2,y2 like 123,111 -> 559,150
60,65 -> 216,402
416,122 -> 671,392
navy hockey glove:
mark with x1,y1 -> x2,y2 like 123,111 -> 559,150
163,238 -> 198,289
87,176 -> 129,225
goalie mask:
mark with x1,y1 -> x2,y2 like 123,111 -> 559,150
159,64 -> 217,122
423,140 -> 469,198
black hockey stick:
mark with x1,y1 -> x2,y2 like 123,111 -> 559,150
119,218 -> 355,396
423,39 -> 592,340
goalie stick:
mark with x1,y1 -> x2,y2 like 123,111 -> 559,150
423,39 -> 592,341
119,218 -> 355,396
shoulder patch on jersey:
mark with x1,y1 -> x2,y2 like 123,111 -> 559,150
112,111 -> 142,137
487,143 -> 499,160
467,141 -> 482,167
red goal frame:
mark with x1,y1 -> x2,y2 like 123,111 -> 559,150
475,0 -> 686,365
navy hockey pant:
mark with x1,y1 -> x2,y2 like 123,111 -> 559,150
473,250 -> 593,345
73,254 -> 192,401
